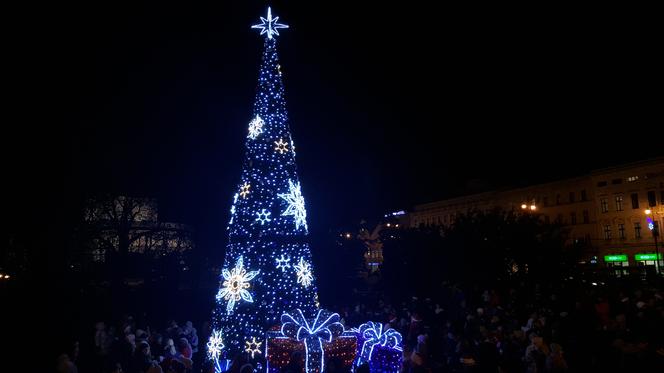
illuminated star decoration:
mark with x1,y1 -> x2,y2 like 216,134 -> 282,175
294,257 -> 313,287
251,7 -> 289,40
274,138 -> 289,154
206,329 -> 225,361
278,180 -> 308,231
239,183 -> 251,198
247,115 -> 264,140
216,256 -> 260,314
244,337 -> 263,358
275,254 -> 291,272
255,209 -> 272,225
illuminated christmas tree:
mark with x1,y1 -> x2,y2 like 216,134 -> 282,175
208,7 -> 319,364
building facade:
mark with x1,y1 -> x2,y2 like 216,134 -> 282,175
407,158 -> 664,272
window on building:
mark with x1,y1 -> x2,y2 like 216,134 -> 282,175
618,224 -> 625,239
647,191 -> 656,206
556,194 -> 561,205
631,193 -> 639,209
543,197 -> 548,207
570,212 -> 577,225
544,215 -> 550,224
583,210 -> 589,224
557,214 -> 564,224
604,225 -> 612,240
597,181 -> 607,187
612,178 -> 623,185
569,192 -> 575,203
601,198 -> 609,213
634,222 -> 641,238
615,195 -> 624,211
581,190 -> 588,201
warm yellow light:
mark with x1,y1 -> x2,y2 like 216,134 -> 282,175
645,209 -> 652,215
395,224 -> 399,227
530,205 -> 537,211
521,204 -> 527,209
3,275 -> 9,279
345,233 -> 352,239
386,223 -> 391,227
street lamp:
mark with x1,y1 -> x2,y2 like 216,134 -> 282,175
645,209 -> 660,275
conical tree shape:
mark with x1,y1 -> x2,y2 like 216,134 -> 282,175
208,11 -> 318,361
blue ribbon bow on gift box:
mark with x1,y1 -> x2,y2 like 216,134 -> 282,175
356,321 -> 403,368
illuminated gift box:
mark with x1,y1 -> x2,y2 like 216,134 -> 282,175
353,322 -> 403,373
265,309 -> 357,373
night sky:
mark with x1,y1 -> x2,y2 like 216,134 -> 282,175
7,2 -> 662,254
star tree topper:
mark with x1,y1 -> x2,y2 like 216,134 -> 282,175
251,7 -> 289,39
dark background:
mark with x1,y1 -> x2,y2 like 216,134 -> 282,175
5,2 -> 662,266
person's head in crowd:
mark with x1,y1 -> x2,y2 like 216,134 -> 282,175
178,337 -> 190,349
165,359 -> 185,373
138,341 -> 151,356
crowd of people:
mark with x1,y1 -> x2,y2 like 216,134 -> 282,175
57,318 -> 207,373
338,280 -> 663,372
55,280 -> 663,373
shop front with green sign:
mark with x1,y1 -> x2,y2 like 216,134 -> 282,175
604,255 -> 628,262
634,253 -> 663,271
634,253 -> 662,261
604,254 -> 629,277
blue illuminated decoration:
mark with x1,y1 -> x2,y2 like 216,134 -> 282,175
209,6 -> 319,359
278,179 -> 308,231
251,7 -> 289,40
255,209 -> 272,225
276,254 -> 291,272
646,216 -> 654,230
281,309 -> 345,373
354,321 -> 403,372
